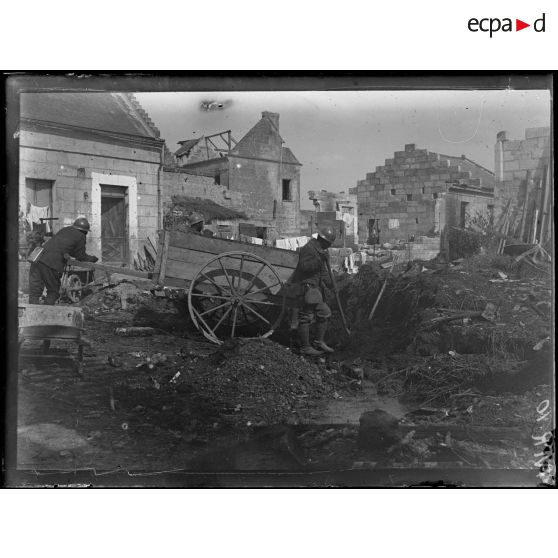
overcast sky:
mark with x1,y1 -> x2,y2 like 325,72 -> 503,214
136,89 -> 551,209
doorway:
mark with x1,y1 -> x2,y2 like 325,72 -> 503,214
101,185 -> 128,264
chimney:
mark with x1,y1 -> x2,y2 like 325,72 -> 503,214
262,111 -> 279,130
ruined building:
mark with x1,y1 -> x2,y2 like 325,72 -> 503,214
353,144 -> 495,245
169,111 -> 302,240
307,189 -> 359,246
494,127 -> 551,245
18,92 -> 164,265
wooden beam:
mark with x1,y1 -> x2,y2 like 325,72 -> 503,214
64,256 -> 153,280
156,230 -> 170,285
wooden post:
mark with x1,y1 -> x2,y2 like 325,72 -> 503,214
157,230 -> 170,285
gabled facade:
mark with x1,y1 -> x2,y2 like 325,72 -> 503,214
173,111 -> 302,239
354,143 -> 495,244
18,92 -> 164,265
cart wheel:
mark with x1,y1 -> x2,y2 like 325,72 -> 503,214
66,274 -> 82,303
188,251 -> 285,344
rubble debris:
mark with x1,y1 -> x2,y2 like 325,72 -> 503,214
115,327 -> 157,337
358,409 -> 401,450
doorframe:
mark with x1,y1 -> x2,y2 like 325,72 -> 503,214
91,173 -> 138,265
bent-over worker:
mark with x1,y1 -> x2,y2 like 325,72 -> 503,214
28,217 -> 98,305
290,224 -> 337,356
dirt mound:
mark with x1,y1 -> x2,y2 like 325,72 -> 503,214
184,338 -> 335,426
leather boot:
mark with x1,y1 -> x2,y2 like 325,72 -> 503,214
313,321 -> 334,353
298,323 -> 323,356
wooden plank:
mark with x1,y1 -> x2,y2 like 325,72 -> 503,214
65,256 -> 153,281
164,247 -> 293,285
153,230 -> 165,276
19,305 -> 84,328
19,325 -> 82,340
157,230 -> 171,285
168,230 -> 299,269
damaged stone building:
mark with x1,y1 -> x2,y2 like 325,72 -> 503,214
307,189 -> 359,247
18,92 -> 165,265
169,111 -> 302,240
354,143 -> 495,246
494,127 -> 552,244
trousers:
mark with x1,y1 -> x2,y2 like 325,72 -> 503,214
29,261 -> 61,305
298,286 -> 331,325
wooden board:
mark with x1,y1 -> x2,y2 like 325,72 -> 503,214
160,230 -> 299,285
19,304 -> 84,328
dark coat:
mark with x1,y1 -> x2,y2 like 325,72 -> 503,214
38,226 -> 97,272
290,238 -> 331,288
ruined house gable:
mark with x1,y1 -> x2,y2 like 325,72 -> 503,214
230,113 -> 285,162
175,137 -> 222,166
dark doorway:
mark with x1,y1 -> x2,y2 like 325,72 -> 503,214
101,185 -> 128,264
367,218 -> 379,244
460,201 -> 469,228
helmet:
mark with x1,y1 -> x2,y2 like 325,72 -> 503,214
187,211 -> 204,226
73,217 -> 91,232
317,224 -> 336,244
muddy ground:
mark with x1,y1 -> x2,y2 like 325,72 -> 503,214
15,252 -> 554,486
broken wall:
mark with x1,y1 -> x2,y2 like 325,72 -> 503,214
355,143 -> 494,244
161,167 -> 244,210
494,127 -> 551,240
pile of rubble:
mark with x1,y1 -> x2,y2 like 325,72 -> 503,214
325,249 -> 552,422
181,339 -> 335,427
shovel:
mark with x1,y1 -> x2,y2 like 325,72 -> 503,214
325,258 -> 351,336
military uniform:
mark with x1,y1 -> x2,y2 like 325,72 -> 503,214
29,225 -> 98,305
290,235 -> 335,354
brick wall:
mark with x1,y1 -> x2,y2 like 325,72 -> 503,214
355,143 -> 494,243
494,127 -> 551,238
19,129 -> 160,264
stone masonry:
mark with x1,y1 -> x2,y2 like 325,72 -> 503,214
354,143 -> 494,244
494,127 -> 551,240
19,129 -> 161,264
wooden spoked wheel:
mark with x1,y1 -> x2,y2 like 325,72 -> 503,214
188,251 -> 285,344
66,274 -> 83,303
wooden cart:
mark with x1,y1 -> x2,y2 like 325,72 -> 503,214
66,229 -> 300,344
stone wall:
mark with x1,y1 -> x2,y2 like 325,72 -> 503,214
228,155 -> 301,239
19,129 -> 160,264
161,167 -> 244,210
494,127 -> 551,238
355,143 -> 494,243
308,189 -> 358,244
445,189 -> 495,229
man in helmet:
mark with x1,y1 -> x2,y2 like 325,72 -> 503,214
290,224 -> 337,356
28,217 -> 98,305
187,212 -> 205,233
